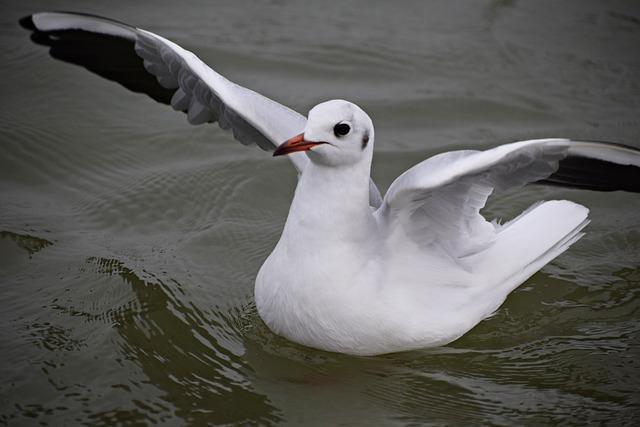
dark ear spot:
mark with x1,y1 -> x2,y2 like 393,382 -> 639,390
361,132 -> 369,150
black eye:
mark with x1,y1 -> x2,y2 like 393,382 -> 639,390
333,123 -> 351,137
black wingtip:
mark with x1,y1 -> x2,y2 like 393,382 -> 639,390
19,15 -> 53,47
19,15 -> 36,31
18,12 -> 177,105
536,141 -> 640,193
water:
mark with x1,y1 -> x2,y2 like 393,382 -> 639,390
2,0 -> 640,425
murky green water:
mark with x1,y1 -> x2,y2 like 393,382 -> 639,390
2,0 -> 639,425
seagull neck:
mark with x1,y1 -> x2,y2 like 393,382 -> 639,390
288,160 -> 373,237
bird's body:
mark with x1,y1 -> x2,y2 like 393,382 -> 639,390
255,101 -> 590,355
20,12 -> 640,355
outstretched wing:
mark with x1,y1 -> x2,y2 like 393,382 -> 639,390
376,138 -> 640,258
19,11 -> 310,172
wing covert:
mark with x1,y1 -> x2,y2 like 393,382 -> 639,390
376,139 -> 572,257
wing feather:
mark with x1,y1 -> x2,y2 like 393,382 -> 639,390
377,137 -> 640,257
376,139 -> 572,257
20,12 -> 310,172
536,140 -> 640,192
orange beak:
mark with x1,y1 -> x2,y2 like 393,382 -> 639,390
273,133 -> 326,156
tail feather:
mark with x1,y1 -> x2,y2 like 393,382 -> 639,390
467,200 -> 590,314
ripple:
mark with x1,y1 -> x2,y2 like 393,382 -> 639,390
82,256 -> 280,425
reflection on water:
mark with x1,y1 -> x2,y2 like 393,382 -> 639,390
2,0 -> 640,425
88,257 -> 279,425
0,231 -> 53,256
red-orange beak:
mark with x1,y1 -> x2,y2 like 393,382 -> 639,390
273,133 -> 326,156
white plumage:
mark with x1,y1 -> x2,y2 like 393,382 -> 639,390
255,100 -> 589,355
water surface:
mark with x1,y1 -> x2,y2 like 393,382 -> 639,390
2,0 -> 639,425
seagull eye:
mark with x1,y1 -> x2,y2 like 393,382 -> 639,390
333,123 -> 351,137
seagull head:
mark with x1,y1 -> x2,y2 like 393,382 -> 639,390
274,100 -> 374,167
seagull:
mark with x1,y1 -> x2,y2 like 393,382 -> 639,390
20,12 -> 640,355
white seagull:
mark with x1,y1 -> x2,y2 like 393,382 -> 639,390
21,12 -> 640,355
